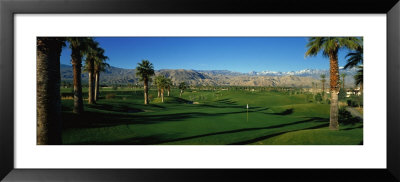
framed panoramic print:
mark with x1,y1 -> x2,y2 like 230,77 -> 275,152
1,0 -> 400,181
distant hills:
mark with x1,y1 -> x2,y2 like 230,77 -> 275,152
61,64 -> 357,87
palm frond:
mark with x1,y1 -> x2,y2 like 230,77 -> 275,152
136,60 -> 155,81
344,45 -> 363,69
354,66 -> 363,86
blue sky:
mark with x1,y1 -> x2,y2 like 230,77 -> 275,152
60,37 -> 353,73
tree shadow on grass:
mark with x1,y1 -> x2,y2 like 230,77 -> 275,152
215,98 -> 237,105
69,134 -> 172,145
341,124 -> 363,131
198,104 -> 264,110
168,97 -> 193,104
88,104 -> 144,113
229,123 -> 328,145
269,108 -> 294,115
99,117 -> 328,145
62,107 -> 270,129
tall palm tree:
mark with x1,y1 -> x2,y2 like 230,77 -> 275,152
83,39 -> 100,104
155,76 -> 171,102
166,78 -> 172,96
340,73 -> 347,89
67,37 -> 93,114
94,52 -> 109,101
136,60 -> 155,104
320,74 -> 326,95
179,82 -> 187,97
159,76 -> 168,103
305,37 -> 360,130
37,37 -> 65,145
154,75 -> 164,98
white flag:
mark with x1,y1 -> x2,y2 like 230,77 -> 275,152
247,104 -> 249,109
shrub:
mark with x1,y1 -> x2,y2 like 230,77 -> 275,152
346,96 -> 363,107
338,88 -> 347,101
105,93 -> 116,99
339,107 -> 361,125
305,94 -> 313,102
314,93 -> 323,103
112,85 -> 118,90
326,98 -> 330,104
347,100 -> 352,106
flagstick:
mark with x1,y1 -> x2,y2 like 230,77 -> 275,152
246,104 -> 249,122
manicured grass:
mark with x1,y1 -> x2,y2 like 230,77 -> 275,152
61,88 -> 363,145
250,123 -> 363,145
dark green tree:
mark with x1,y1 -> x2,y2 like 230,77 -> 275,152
136,60 -> 155,104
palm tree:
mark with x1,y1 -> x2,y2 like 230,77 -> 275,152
166,78 -> 172,96
37,37 -> 65,144
354,66 -> 363,94
160,77 -> 168,103
305,37 -> 360,130
67,37 -> 93,114
320,74 -> 326,95
83,39 -> 100,104
154,75 -> 164,98
136,60 -> 155,104
344,45 -> 363,69
179,82 -> 187,97
154,76 -> 171,102
345,44 -> 363,95
311,82 -> 315,94
94,50 -> 109,101
340,73 -> 347,89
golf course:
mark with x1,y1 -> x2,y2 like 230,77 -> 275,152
60,87 -> 363,145
37,37 -> 364,145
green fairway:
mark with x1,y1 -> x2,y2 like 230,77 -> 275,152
61,88 -> 363,145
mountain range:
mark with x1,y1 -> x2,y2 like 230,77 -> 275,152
61,64 -> 357,88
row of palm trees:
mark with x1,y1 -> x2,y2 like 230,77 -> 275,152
37,37 -> 108,144
135,60 -> 188,104
305,37 -> 363,130
155,75 -> 172,102
68,38 -> 109,113
313,71 -> 351,97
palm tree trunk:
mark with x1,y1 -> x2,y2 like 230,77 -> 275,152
94,72 -> 99,101
168,87 -> 170,96
342,78 -> 345,89
158,88 -> 160,98
329,54 -> 340,130
161,88 -> 164,102
87,58 -> 95,104
71,50 -> 84,114
37,38 -> 63,145
144,79 -> 149,104
88,71 -> 94,104
180,90 -> 183,97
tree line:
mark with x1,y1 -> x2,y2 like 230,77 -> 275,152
135,60 -> 188,104
37,37 -> 108,144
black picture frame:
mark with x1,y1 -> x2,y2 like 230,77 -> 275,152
1,0 -> 399,181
